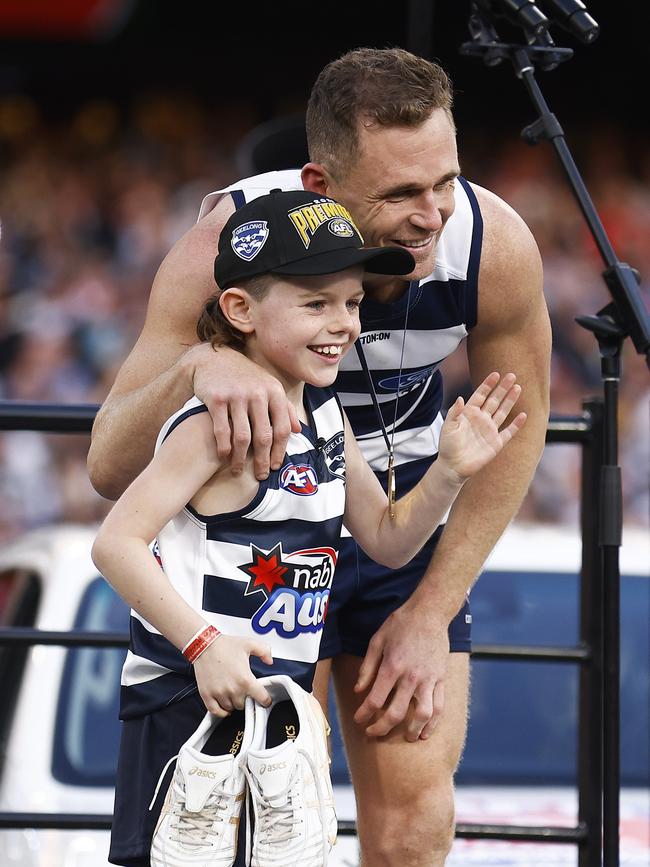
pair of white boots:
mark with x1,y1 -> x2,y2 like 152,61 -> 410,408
150,675 -> 337,867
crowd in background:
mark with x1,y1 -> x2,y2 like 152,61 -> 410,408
0,92 -> 648,540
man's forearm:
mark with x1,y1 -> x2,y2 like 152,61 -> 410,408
413,412 -> 548,624
88,354 -> 195,500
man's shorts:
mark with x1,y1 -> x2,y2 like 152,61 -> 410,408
108,692 -> 248,867
319,456 -> 472,660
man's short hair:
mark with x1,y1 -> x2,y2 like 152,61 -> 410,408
306,47 -> 454,179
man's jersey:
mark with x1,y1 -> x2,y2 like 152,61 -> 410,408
119,384 -> 346,719
200,169 -> 482,473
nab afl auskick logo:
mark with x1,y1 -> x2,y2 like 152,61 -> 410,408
279,463 -> 318,495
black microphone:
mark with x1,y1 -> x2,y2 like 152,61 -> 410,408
538,0 -> 599,44
316,437 -> 326,451
475,0 -> 550,37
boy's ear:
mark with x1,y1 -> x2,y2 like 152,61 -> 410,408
218,288 -> 255,334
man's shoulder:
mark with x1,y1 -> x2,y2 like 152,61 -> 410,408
469,182 -> 538,261
468,182 -> 545,328
198,169 -> 304,221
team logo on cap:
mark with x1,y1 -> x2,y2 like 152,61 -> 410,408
231,220 -> 269,261
328,218 -> 354,238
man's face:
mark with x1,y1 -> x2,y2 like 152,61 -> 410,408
326,109 -> 460,284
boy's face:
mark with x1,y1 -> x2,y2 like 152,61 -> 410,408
245,266 -> 364,392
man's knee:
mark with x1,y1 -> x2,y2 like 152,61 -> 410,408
357,780 -> 455,866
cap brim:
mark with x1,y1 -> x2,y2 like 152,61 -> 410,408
273,245 -> 415,278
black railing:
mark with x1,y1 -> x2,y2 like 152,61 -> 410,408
0,399 -> 606,865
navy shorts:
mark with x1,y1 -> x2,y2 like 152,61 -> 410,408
108,691 -> 249,867
319,457 -> 472,659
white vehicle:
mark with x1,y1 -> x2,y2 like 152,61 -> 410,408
0,523 -> 647,866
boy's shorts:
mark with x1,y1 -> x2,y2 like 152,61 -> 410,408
108,691 -> 248,867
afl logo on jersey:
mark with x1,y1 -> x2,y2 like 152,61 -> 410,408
231,220 -> 269,261
328,218 -> 354,238
279,463 -> 318,495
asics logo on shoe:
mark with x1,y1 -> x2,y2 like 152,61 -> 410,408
229,729 -> 245,755
188,766 -> 218,778
285,724 -> 297,740
258,761 -> 287,775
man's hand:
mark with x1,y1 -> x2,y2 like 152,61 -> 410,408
190,344 -> 301,480
353,600 -> 451,741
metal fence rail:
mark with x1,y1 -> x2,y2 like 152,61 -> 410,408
0,399 -> 606,865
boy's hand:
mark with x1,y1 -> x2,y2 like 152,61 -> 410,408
192,634 -> 274,715
437,372 -> 527,482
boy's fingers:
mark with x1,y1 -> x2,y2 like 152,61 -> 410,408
447,395 -> 464,421
500,412 -> 527,445
248,641 -> 274,666
482,372 -> 517,416
248,679 -> 273,707
491,384 -> 522,428
204,699 -> 230,718
465,371 -> 500,408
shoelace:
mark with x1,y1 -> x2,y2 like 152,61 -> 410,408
148,753 -> 230,849
242,747 -> 330,864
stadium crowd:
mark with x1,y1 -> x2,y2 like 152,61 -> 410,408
0,93 -> 648,540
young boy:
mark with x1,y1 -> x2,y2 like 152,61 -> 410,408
92,189 -> 525,867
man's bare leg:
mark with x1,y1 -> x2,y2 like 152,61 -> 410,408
327,652 -> 470,867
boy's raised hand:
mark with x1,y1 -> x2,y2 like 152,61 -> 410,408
192,634 -> 274,715
437,372 -> 527,482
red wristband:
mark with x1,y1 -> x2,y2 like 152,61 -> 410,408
182,625 -> 220,663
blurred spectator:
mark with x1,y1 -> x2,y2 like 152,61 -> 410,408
0,91 -> 648,539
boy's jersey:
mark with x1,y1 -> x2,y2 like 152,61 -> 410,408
201,169 -> 483,473
119,384 -> 346,719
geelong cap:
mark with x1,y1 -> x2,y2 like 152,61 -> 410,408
214,189 -> 415,288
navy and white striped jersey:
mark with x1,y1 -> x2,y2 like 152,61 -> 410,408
200,169 -> 482,472
120,384 -> 346,719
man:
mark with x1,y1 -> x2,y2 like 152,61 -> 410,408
89,48 -> 551,866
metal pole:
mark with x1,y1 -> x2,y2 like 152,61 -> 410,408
578,398 -> 605,867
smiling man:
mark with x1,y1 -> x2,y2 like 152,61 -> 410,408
88,48 -> 551,867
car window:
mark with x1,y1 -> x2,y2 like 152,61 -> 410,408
52,576 -> 129,787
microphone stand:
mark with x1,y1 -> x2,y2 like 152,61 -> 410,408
460,7 -> 650,867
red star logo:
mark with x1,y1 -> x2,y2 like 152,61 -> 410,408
241,544 -> 290,596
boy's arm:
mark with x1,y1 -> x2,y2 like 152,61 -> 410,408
87,199 -> 298,500
343,372 -> 525,568
91,411 -> 272,712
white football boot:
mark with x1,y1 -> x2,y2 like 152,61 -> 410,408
244,675 -> 337,866
150,706 -> 252,867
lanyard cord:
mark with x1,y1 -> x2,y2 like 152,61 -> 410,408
353,281 -> 414,515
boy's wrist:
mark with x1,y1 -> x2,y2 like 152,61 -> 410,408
433,458 -> 466,491
182,624 -> 221,663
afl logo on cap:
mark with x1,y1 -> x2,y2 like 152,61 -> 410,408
231,221 -> 269,262
328,218 -> 355,239
279,463 -> 319,496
